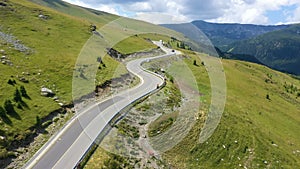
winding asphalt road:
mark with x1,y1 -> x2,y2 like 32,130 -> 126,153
23,42 -> 179,169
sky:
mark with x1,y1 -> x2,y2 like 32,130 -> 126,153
62,0 -> 300,25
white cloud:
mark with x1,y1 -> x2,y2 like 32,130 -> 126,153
97,5 -> 119,15
62,0 -> 300,24
128,2 -> 152,12
134,12 -> 189,24
286,4 -> 300,23
207,0 -> 300,24
63,0 -> 120,15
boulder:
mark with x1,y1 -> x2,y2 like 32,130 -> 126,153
41,87 -> 55,96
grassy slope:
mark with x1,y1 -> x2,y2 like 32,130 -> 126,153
164,55 -> 300,168
1,1 -> 299,168
0,0 -> 91,157
84,35 -> 300,169
29,0 -> 119,27
0,0 -> 158,160
114,35 -> 157,55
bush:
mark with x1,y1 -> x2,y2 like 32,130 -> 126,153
4,100 -> 14,115
20,86 -> 28,98
193,60 -> 198,66
36,116 -> 41,127
7,79 -> 15,85
0,106 -> 6,117
13,88 -> 22,102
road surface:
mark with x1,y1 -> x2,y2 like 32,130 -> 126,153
23,42 -> 178,169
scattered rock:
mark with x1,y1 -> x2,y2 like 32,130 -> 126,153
90,24 -> 97,32
0,30 -> 32,53
19,77 -> 29,83
41,87 -> 55,97
0,2 -> 7,7
53,96 -> 59,101
22,72 -> 30,75
38,14 -> 48,20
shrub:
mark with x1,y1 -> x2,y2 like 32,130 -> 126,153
13,88 -> 22,102
0,106 -> 6,117
193,60 -> 198,66
20,86 -> 28,98
4,100 -> 14,115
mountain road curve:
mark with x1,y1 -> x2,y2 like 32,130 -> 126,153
23,41 -> 180,169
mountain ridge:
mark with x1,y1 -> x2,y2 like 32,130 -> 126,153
162,20 -> 290,50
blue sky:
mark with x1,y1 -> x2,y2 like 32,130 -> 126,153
63,0 -> 300,25
265,4 -> 298,24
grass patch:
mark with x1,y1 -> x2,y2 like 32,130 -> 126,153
148,111 -> 179,137
113,35 -> 157,55
115,120 -> 140,139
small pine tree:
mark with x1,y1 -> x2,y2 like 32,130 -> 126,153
7,79 -> 14,85
36,116 -> 41,127
13,88 -> 22,102
193,60 -> 197,66
0,106 -> 6,117
4,100 -> 14,114
20,86 -> 28,97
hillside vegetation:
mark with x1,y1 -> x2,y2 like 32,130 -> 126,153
0,0 -> 91,161
164,56 -> 300,168
226,24 -> 300,75
84,36 -> 300,169
0,0 -> 299,168
0,0 -> 165,166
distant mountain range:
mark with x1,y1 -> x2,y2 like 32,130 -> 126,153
162,20 -> 290,50
225,24 -> 300,75
162,20 -> 300,75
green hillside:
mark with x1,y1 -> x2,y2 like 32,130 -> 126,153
84,38 -> 300,169
0,0 -> 91,162
0,0 -> 299,169
0,0 -> 178,166
164,56 -> 300,169
226,24 -> 300,75
29,0 -> 118,27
